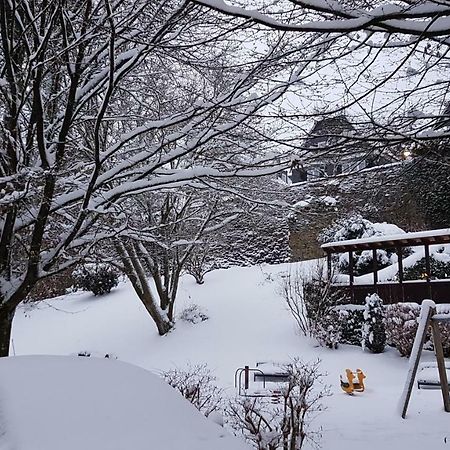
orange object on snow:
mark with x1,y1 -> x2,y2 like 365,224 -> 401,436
340,369 -> 366,395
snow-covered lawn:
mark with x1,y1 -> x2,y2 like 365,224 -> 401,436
0,355 -> 248,450
9,261 -> 450,449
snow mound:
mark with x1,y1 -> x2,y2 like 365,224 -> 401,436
0,355 -> 248,450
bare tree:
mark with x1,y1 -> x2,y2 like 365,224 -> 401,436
113,189 -> 242,334
0,0 -> 337,355
193,0 -> 450,157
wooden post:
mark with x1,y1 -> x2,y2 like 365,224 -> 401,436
397,247 -> 405,302
372,249 -> 378,286
348,251 -> 354,303
327,252 -> 332,281
400,303 -> 434,419
431,318 -> 450,412
424,244 -> 432,299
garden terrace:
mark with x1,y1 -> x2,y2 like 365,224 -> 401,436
321,228 -> 450,304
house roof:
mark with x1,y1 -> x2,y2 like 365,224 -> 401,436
321,228 -> 450,253
304,115 -> 354,149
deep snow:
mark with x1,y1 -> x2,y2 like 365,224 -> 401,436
10,261 -> 450,449
0,355 -> 249,450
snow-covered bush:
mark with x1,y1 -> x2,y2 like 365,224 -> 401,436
73,264 -> 119,296
319,214 -> 407,276
178,304 -> 209,324
312,311 -> 341,349
279,264 -> 349,345
385,303 -> 423,357
161,363 -> 223,417
362,294 -> 386,353
226,359 -> 329,450
335,305 -> 365,346
185,248 -> 217,284
403,256 -> 450,280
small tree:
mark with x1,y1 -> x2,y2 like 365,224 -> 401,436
362,294 -> 386,353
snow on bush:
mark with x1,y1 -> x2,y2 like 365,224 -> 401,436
334,305 -> 365,346
161,363 -> 223,418
385,303 -> 423,357
73,264 -> 119,296
279,264 -> 349,347
319,214 -> 407,276
312,310 -> 341,349
403,255 -> 450,280
178,304 -> 209,324
362,294 -> 386,353
226,359 -> 330,450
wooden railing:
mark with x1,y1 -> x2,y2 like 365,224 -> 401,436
331,280 -> 450,304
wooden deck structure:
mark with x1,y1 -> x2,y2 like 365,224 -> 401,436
321,228 -> 450,304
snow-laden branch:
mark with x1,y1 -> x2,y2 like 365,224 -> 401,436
192,0 -> 450,37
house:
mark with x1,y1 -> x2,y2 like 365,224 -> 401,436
282,116 -> 393,184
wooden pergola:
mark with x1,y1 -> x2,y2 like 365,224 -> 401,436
321,228 -> 450,304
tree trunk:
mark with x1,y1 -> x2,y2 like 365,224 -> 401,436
0,306 -> 15,357
116,241 -> 173,336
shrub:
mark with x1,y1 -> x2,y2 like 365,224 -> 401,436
319,214 -> 408,276
385,303 -> 423,357
161,363 -> 223,417
73,264 -> 119,296
178,304 -> 209,324
362,294 -> 386,353
334,305 -> 365,346
279,264 -> 349,347
226,359 -> 330,450
403,256 -> 450,280
312,310 -> 341,349
26,268 -> 76,301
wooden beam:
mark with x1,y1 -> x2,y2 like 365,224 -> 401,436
425,244 -> 432,299
327,252 -> 332,281
397,247 -> 404,302
401,304 -> 434,419
348,251 -> 354,303
431,318 -> 450,412
372,248 -> 378,285
349,251 -> 354,286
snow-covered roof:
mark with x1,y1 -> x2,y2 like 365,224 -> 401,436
321,228 -> 450,253
0,356 -> 248,450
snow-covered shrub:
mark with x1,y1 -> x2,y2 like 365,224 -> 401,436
362,294 -> 386,353
403,256 -> 450,280
185,245 -> 217,284
319,214 -> 407,276
279,264 -> 349,345
335,305 -> 365,346
73,264 -> 119,296
161,363 -> 223,417
385,303 -> 423,357
312,310 -> 341,349
178,304 -> 209,324
26,268 -> 76,301
226,359 -> 329,450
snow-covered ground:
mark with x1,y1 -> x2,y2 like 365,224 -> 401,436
9,261 -> 450,450
0,355 -> 248,450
